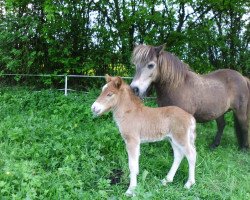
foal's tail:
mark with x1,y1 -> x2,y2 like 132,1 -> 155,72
189,117 -> 196,147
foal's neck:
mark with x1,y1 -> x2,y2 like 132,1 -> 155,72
113,87 -> 143,119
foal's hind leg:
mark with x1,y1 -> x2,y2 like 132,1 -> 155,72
210,115 -> 226,149
162,142 -> 184,185
184,144 -> 196,189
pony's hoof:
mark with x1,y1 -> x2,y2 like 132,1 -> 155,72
184,180 -> 195,189
125,188 -> 135,197
239,145 -> 249,152
210,143 -> 219,150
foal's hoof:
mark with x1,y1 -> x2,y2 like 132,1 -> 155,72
184,180 -> 195,189
161,178 -> 172,186
161,179 -> 168,186
125,188 -> 135,197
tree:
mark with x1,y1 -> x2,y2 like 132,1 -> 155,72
0,0 -> 249,85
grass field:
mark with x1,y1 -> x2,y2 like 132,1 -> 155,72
0,87 -> 249,199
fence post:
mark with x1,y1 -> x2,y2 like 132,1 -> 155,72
65,75 -> 68,96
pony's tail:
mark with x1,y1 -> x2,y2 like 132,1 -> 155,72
246,77 -> 250,146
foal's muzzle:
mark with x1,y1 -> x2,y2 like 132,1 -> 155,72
91,102 -> 102,116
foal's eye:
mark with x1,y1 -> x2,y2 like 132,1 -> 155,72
107,93 -> 113,97
148,64 -> 154,69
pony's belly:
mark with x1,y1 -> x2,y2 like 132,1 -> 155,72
194,112 -> 223,122
194,100 -> 230,122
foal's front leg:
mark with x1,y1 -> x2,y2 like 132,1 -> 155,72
125,138 -> 140,196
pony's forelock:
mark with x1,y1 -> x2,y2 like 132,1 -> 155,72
131,45 -> 156,66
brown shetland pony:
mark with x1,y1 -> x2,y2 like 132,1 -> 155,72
130,44 -> 250,150
91,75 -> 197,196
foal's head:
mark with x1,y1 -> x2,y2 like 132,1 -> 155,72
130,44 -> 165,97
91,75 -> 123,116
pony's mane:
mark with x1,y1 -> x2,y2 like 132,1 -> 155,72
159,51 -> 189,87
132,45 -> 190,87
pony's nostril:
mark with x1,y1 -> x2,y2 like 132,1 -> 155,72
132,87 -> 139,95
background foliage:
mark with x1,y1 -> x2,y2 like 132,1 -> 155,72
0,0 -> 249,83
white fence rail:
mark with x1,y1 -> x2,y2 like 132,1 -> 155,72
1,74 -> 133,96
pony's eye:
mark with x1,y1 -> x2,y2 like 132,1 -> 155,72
107,93 -> 113,97
148,64 -> 154,69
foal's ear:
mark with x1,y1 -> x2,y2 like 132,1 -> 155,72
155,44 -> 165,56
105,74 -> 112,83
114,76 -> 123,89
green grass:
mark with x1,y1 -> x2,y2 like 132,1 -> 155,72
0,87 -> 249,199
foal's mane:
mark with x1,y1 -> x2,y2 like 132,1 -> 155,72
121,83 -> 143,106
132,45 -> 190,87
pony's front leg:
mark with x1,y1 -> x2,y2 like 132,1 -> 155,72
125,138 -> 140,197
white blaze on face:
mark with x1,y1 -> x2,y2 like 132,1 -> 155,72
102,83 -> 108,91
91,101 -> 105,116
91,82 -> 113,116
131,61 -> 157,96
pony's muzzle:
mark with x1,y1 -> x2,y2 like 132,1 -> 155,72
131,86 -> 140,96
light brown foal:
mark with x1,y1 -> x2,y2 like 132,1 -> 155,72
91,75 -> 197,196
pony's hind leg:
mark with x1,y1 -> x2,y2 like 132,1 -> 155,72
162,141 -> 184,185
210,115 -> 226,149
234,112 -> 249,150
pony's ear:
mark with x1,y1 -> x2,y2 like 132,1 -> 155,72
133,42 -> 144,49
132,43 -> 138,49
114,76 -> 123,89
155,44 -> 165,56
105,74 -> 112,83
